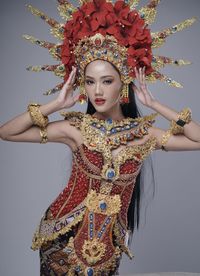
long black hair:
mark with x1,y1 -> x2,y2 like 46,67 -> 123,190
86,83 -> 156,239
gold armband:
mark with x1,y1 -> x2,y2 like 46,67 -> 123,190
161,129 -> 172,151
27,103 -> 49,128
170,107 -> 192,135
39,127 -> 48,144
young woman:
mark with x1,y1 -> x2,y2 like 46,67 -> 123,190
1,59 -> 200,275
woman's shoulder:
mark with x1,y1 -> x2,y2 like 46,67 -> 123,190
60,111 -> 85,129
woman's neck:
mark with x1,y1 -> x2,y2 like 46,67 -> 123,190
93,106 -> 125,122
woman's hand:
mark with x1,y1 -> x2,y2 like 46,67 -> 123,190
56,66 -> 80,109
132,67 -> 156,108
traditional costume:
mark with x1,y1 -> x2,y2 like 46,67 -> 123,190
24,0 -> 195,275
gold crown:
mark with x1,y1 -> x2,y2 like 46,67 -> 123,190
23,0 -> 196,96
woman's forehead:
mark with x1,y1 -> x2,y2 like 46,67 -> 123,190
85,60 -> 120,77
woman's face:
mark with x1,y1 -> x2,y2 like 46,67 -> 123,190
84,60 -> 122,114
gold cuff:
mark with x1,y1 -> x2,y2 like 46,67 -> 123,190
178,107 -> 192,123
27,103 -> 49,128
170,120 -> 184,135
40,127 -> 48,144
161,129 -> 172,151
170,107 -> 192,135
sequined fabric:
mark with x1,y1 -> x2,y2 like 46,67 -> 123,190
34,112 -> 157,275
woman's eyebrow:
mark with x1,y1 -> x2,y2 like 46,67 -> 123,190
85,75 -> 114,79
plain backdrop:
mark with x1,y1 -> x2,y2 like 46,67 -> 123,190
0,0 -> 200,275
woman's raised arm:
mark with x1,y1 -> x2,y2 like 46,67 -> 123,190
0,67 -> 79,147
133,67 -> 200,151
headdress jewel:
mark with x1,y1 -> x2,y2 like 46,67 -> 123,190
23,0 -> 196,103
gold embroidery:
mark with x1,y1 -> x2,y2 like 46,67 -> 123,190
67,236 -> 121,275
85,190 -> 121,216
113,222 -> 134,259
55,165 -> 79,219
62,112 -> 158,182
81,238 -> 106,265
31,210 -> 85,251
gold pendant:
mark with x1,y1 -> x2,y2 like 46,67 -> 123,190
81,238 -> 106,265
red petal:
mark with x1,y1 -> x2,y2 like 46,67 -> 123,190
114,1 -> 125,12
106,25 -> 118,35
121,19 -> 132,26
91,19 -> 99,31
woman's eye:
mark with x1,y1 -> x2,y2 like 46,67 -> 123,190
104,79 -> 113,84
85,80 -> 94,85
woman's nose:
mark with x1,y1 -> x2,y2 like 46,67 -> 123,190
95,84 -> 103,96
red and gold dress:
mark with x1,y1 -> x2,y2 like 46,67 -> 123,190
32,112 -> 158,276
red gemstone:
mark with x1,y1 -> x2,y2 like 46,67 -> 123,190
121,97 -> 129,103
94,38 -> 102,46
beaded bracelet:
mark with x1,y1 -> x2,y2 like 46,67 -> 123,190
170,107 -> 192,135
40,127 -> 48,144
27,103 -> 49,128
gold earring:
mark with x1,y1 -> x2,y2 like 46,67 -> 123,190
78,80 -> 88,104
120,83 -> 129,104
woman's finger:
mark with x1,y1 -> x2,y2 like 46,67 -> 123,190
134,67 -> 139,80
142,66 -> 146,84
132,83 -> 140,94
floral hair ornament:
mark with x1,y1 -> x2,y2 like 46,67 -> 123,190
23,0 -> 196,103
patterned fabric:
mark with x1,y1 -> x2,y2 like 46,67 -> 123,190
40,228 -> 121,275
32,112 -> 157,275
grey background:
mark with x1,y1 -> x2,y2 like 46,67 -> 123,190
0,0 -> 200,275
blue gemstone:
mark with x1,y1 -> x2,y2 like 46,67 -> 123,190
87,267 -> 94,276
172,26 -> 177,32
107,170 -> 115,179
140,12 -> 145,19
111,128 -> 117,133
104,49 -> 107,54
96,52 -> 101,57
100,202 -> 107,210
75,266 -> 81,272
100,126 -> 106,132
106,217 -> 111,223
106,118 -> 113,124
152,56 -> 156,62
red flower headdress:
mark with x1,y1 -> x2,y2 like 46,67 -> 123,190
23,0 -> 196,102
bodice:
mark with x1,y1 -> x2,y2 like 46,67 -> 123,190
31,112 -> 158,251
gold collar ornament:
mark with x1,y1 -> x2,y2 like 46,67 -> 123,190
23,0 -> 196,103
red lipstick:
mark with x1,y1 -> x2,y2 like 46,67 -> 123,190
95,98 -> 106,105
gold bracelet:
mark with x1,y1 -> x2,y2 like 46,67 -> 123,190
178,107 -> 192,123
39,127 -> 48,144
161,129 -> 172,151
170,120 -> 184,135
170,107 -> 192,135
27,103 -> 49,128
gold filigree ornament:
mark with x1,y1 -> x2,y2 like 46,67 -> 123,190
81,238 -> 106,265
85,190 -> 121,215
23,0 -> 196,98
